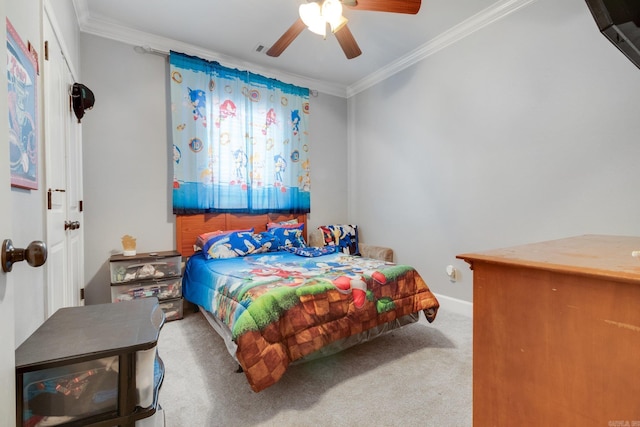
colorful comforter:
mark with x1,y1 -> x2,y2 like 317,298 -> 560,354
183,250 -> 440,392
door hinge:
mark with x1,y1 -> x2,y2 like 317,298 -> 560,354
80,288 -> 85,300
47,188 -> 66,210
44,40 -> 49,61
79,200 -> 83,212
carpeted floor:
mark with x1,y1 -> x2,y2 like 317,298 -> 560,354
157,303 -> 472,427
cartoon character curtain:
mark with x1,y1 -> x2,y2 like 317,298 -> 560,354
170,51 -> 311,214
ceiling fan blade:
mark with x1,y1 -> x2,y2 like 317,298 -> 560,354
345,0 -> 421,14
334,25 -> 362,59
266,18 -> 306,57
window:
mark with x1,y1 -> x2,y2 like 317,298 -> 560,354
170,52 -> 311,214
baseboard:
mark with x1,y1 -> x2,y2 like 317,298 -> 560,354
434,293 -> 473,318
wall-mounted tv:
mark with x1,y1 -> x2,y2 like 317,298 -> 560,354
585,0 -> 640,69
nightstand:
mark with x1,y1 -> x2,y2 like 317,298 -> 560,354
109,250 -> 183,321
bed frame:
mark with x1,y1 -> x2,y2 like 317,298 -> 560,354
176,212 -> 307,257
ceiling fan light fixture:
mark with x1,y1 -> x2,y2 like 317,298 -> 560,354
322,0 -> 342,23
299,3 -> 322,27
272,0 -> 421,59
329,15 -> 348,33
307,19 -> 327,37
300,2 -> 327,37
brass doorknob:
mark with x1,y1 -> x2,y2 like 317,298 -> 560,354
1,239 -> 47,273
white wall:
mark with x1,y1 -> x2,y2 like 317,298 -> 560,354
349,0 -> 640,303
81,35 -> 175,304
307,91 -> 349,231
80,35 -> 350,304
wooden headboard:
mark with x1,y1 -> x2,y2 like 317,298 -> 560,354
176,213 -> 307,257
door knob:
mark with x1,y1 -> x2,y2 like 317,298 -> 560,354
1,239 -> 47,273
64,221 -> 80,230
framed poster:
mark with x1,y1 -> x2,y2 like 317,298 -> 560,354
7,18 -> 38,190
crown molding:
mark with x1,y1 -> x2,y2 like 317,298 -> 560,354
346,0 -> 537,97
72,0 -> 348,98
71,0 -> 89,27
72,0 -> 536,99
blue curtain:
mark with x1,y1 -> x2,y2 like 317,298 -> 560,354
170,51 -> 311,214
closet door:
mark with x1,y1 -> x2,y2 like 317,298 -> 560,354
43,10 -> 84,315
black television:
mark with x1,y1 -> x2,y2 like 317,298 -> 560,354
585,0 -> 640,69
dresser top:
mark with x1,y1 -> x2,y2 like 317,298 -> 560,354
457,234 -> 640,283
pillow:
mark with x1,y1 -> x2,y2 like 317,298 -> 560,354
195,228 -> 253,251
284,245 -> 337,257
266,221 -> 301,229
203,230 -> 262,260
254,231 -> 277,252
318,224 -> 360,256
266,223 -> 307,249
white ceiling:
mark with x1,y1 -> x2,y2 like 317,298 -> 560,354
72,0 -> 527,96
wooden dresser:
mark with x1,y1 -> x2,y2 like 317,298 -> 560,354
458,235 -> 640,426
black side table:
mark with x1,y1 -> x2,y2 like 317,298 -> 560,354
15,298 -> 165,427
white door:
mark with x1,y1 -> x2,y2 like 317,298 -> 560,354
65,84 -> 84,308
43,12 -> 83,316
0,1 -> 17,423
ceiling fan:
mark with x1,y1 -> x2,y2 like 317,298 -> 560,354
266,0 -> 421,60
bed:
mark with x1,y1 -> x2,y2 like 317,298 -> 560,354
177,213 -> 440,392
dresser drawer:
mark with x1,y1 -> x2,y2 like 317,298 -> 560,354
111,277 -> 182,302
110,251 -> 181,284
159,298 -> 183,321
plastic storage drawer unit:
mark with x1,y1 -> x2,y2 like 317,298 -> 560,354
110,251 -> 181,284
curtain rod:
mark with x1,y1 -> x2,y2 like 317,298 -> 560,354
133,45 -> 319,97
133,45 -> 168,57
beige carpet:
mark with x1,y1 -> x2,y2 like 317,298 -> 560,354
157,303 -> 472,427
